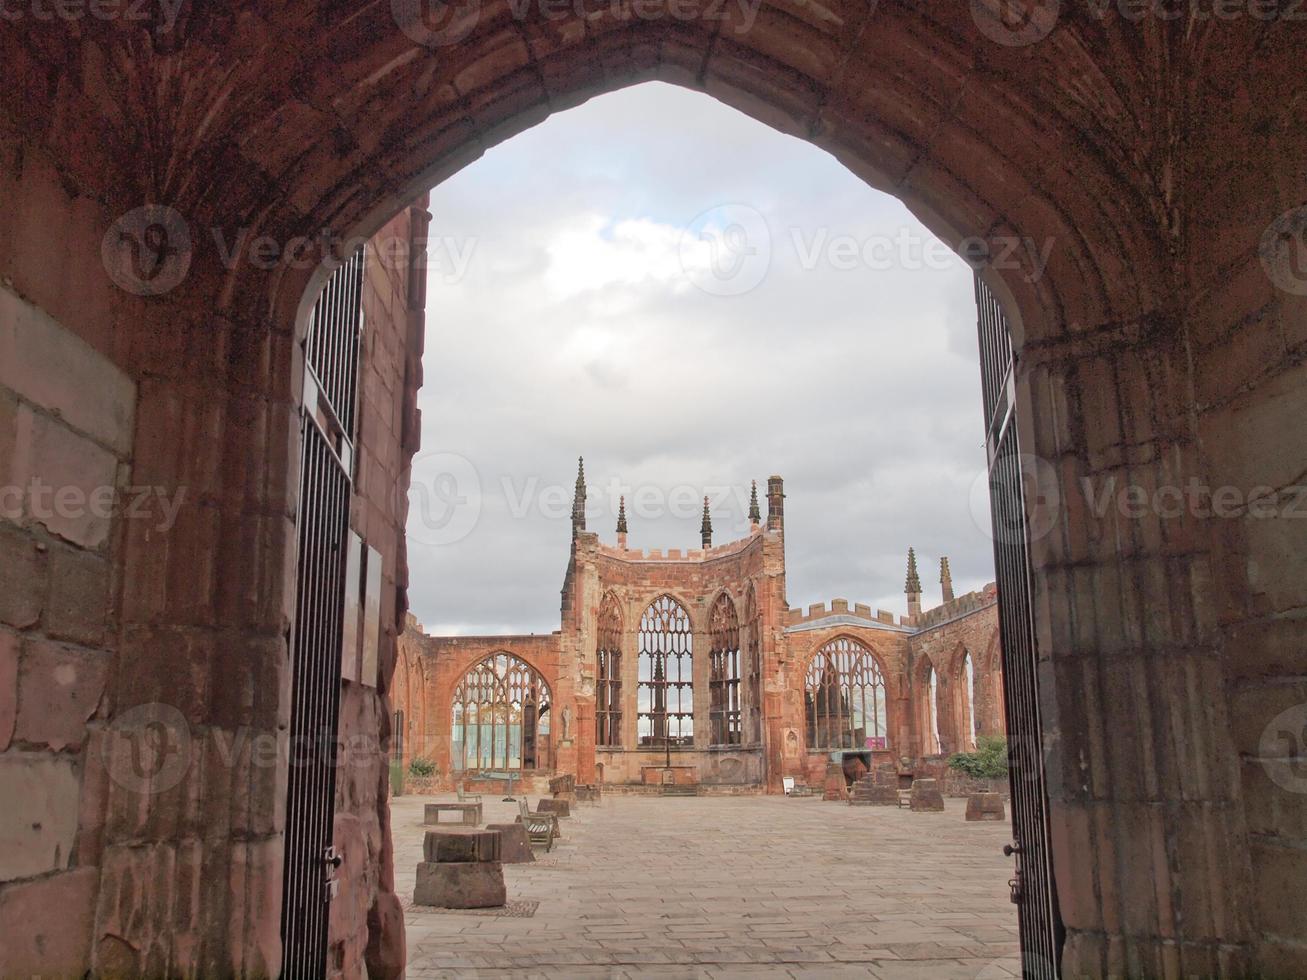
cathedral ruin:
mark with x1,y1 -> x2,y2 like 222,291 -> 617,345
395,462 -> 1004,794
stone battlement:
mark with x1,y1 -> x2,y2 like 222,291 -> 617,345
595,527 -> 765,563
913,583 -> 998,632
784,599 -> 907,630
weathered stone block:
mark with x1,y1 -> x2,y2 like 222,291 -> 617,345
422,828 -> 501,864
19,410 -> 120,549
423,802 -> 481,826
0,866 -> 97,977
45,544 -> 110,645
413,860 -> 505,909
536,797 -> 570,817
0,522 -> 44,629
0,286 -> 135,454
0,753 -> 81,879
0,630 -> 16,751
486,822 -> 535,863
15,638 -> 109,751
965,792 -> 1006,821
910,778 -> 945,812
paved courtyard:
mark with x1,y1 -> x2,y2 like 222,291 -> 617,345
393,792 -> 1020,978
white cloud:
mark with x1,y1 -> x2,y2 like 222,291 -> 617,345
408,82 -> 993,635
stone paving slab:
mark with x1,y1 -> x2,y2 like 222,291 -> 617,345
394,793 -> 1020,979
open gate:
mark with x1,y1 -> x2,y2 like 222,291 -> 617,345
280,246 -> 367,979
975,276 -> 1064,977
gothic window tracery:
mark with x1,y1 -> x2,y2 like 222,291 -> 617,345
708,593 -> 742,745
637,595 -> 694,748
451,653 -> 551,772
804,637 -> 888,750
596,593 -> 623,747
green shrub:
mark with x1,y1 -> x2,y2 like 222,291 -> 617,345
408,757 -> 437,778
946,735 -> 1009,780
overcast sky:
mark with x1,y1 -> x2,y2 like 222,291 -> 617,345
406,82 -> 994,636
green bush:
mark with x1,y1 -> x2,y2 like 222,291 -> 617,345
408,757 -> 437,778
947,735 -> 1009,780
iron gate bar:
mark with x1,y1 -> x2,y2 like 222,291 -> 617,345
280,247 -> 366,979
975,275 -> 1064,979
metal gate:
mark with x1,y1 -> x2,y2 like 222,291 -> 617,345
975,275 -> 1064,978
280,246 -> 366,979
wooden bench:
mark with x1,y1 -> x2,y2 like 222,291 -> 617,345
424,802 -> 483,826
457,785 -> 483,805
516,798 -> 559,848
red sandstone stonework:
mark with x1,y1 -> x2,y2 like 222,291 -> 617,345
0,7 -> 1303,978
395,500 -> 1004,796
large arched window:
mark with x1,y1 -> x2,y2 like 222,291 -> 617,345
926,664 -> 941,754
637,595 -> 694,748
744,585 -> 762,744
451,653 -> 551,772
804,637 -> 888,750
708,593 -> 742,746
596,593 -> 623,747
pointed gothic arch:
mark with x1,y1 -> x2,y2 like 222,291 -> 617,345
707,592 -> 742,746
450,653 -> 552,772
596,591 -> 624,747
803,636 -> 888,751
636,594 -> 694,748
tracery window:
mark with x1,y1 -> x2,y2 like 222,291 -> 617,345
637,595 -> 694,747
744,586 -> 762,744
451,653 -> 551,772
595,593 -> 623,747
804,637 -> 887,750
708,593 -> 742,745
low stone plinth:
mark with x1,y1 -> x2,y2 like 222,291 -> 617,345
909,777 -> 945,812
575,784 -> 601,803
536,798 -> 570,817
486,823 -> 535,863
865,784 -> 900,806
423,829 -> 501,864
548,774 -> 576,796
424,802 -> 482,826
413,861 -> 505,908
965,792 -> 1006,822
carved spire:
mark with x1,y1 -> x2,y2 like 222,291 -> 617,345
700,495 -> 713,549
748,479 -> 761,528
940,556 -> 954,604
571,456 -> 586,537
616,494 -> 628,549
905,547 -> 923,620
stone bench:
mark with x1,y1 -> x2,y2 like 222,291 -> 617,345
486,822 -> 536,863
424,802 -> 482,826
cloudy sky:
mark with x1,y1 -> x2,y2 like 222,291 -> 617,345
406,82 -> 994,636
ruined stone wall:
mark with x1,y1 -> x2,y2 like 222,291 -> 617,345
0,284 -> 136,975
906,588 -> 1004,758
396,632 -> 563,788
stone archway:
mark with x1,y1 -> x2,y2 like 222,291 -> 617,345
0,9 -> 1303,979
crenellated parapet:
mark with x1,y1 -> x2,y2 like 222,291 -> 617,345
783,599 -> 911,632
913,583 -> 998,633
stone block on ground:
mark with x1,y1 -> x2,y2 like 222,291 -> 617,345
413,861 -> 506,909
422,828 -> 501,864
536,797 -> 570,817
910,777 -> 945,812
548,774 -> 575,796
423,802 -> 481,826
486,822 -> 535,863
965,792 -> 1006,821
